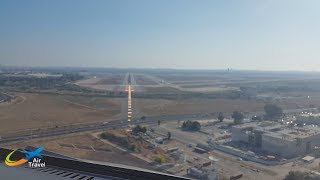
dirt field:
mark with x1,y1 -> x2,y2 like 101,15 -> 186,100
75,75 -> 124,91
6,133 -> 154,170
133,74 -> 158,85
143,86 -> 182,93
77,75 -> 123,85
96,76 -> 123,85
100,129 -> 171,162
0,93 -> 121,133
135,98 -> 266,116
158,75 -> 227,82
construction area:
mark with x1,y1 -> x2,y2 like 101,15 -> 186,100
231,121 -> 320,159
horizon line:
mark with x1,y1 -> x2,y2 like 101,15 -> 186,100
2,65 -> 320,73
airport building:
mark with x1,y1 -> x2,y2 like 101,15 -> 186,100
231,121 -> 320,158
296,113 -> 320,125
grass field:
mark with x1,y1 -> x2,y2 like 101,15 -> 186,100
0,93 -> 121,133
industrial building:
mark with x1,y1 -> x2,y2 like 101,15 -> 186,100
296,113 -> 320,125
231,121 -> 320,158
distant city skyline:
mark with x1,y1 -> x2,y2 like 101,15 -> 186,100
1,0 -> 320,71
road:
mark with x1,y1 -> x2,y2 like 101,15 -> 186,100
0,112 -> 215,145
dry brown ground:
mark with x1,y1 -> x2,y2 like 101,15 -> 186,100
136,98 -> 265,116
0,93 -> 121,133
75,76 -> 122,91
273,96 -> 320,110
134,75 -> 158,85
102,129 -> 171,163
76,76 -> 123,86
143,86 -> 182,93
158,75 -> 228,82
95,75 -> 123,85
5,133 -> 154,170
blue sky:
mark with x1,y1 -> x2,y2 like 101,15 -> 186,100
0,0 -> 319,71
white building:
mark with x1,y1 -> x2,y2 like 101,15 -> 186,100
296,113 -> 320,125
231,121 -> 320,158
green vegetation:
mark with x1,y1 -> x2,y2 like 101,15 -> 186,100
264,104 -> 283,120
128,144 -> 140,152
0,73 -> 125,97
100,132 -> 129,147
154,155 -> 167,164
232,111 -> 244,124
100,132 -> 108,139
181,120 -> 201,131
167,132 -> 171,140
100,132 -> 142,152
132,125 -> 147,134
218,112 -> 224,122
0,73 -> 83,90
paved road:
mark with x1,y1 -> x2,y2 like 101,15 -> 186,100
0,113 -> 214,145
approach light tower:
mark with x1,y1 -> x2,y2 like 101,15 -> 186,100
125,85 -> 134,125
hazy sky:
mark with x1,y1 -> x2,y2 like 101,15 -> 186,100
0,0 -> 319,71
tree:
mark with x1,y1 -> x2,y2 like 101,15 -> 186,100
283,171 -> 309,180
129,144 -> 137,152
132,125 -> 147,134
218,112 -> 224,122
100,133 -> 108,139
264,104 -> 283,120
232,111 -> 244,124
167,132 -> 171,140
181,120 -> 201,131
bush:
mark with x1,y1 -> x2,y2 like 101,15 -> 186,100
154,155 -> 167,163
129,144 -> 138,152
100,132 -> 129,147
283,171 -> 309,180
132,125 -> 147,134
100,133 -> 107,139
181,120 -> 201,131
